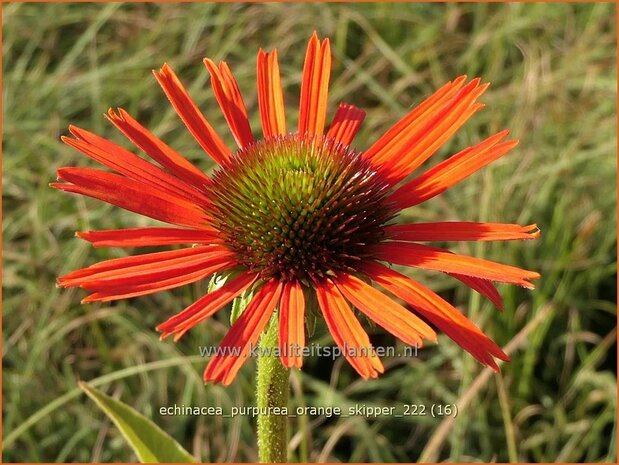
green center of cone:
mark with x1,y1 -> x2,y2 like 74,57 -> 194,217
207,134 -> 395,284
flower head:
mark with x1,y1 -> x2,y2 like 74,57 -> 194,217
54,33 -> 540,385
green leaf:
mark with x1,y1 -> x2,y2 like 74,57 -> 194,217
78,382 -> 196,463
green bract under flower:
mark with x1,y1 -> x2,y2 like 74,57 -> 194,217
207,135 -> 396,283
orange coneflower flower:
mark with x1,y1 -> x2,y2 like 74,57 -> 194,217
54,33 -> 540,385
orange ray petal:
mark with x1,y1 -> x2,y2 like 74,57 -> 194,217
52,168 -> 210,228
59,245 -> 232,286
390,131 -> 518,210
334,273 -> 437,348
76,227 -> 219,248
105,108 -> 212,190
278,280 -> 306,368
203,279 -> 283,385
375,78 -> 488,184
62,245 -> 221,276
362,76 -> 467,165
78,255 -> 233,291
156,271 -> 258,339
450,273 -> 504,311
153,63 -> 231,164
298,32 -> 331,137
361,261 -> 509,370
81,259 -> 235,303
385,222 -> 541,242
63,125 -> 209,205
371,241 -> 540,288
326,103 -> 365,147
315,279 -> 384,379
257,48 -> 287,138
204,58 -> 254,149
381,81 -> 488,184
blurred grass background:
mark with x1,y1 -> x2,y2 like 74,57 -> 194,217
2,2 -> 617,462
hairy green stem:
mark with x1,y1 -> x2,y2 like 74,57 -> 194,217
256,313 -> 289,463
